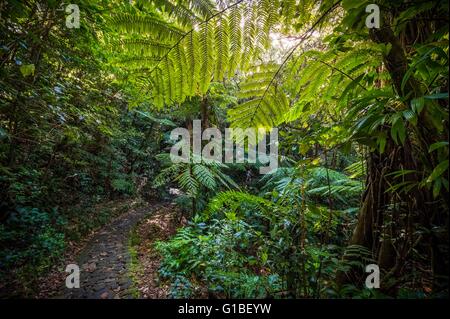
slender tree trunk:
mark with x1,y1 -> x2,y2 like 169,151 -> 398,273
337,24 -> 448,294
200,96 -> 209,129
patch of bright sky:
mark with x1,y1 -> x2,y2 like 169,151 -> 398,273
267,30 -> 322,63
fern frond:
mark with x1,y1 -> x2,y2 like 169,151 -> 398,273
259,0 -> 278,49
177,168 -> 200,196
112,13 -> 185,40
152,0 -> 202,27
207,190 -> 273,215
119,38 -> 173,56
214,16 -> 230,81
162,56 -> 175,104
174,45 -> 187,101
230,62 -> 290,129
228,4 -> 242,77
199,21 -> 215,94
185,31 -> 201,96
153,163 -> 184,187
193,164 -> 217,190
190,0 -> 217,19
110,0 -> 281,108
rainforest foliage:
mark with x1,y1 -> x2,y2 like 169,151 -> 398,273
0,0 -> 448,298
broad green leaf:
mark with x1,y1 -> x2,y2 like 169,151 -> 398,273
376,132 -> 386,154
401,48 -> 436,92
427,160 -> 449,183
403,109 -> 417,125
391,117 -> 406,145
424,93 -> 448,100
429,141 -> 449,153
411,97 -> 425,114
433,178 -> 442,198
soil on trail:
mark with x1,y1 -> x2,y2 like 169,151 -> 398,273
129,205 -> 184,298
38,202 -> 179,299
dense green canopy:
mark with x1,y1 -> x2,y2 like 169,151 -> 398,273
0,0 -> 448,298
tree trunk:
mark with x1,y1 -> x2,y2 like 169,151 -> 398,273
200,96 -> 209,129
337,24 -> 448,294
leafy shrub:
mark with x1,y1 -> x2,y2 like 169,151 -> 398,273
157,186 -> 360,298
111,176 -> 136,195
0,207 -> 66,281
157,216 -> 282,298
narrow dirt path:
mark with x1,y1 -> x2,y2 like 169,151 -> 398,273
128,204 -> 183,298
58,204 -> 163,299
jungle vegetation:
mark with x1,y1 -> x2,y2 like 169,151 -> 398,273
0,0 -> 448,298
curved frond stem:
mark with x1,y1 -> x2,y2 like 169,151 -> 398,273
314,58 -> 368,91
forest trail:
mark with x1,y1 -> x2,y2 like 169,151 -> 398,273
2,0 -> 447,301
38,202 -> 178,299
61,204 -> 162,299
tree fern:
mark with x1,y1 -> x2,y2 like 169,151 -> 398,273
192,164 -> 217,190
177,168 -> 200,196
188,0 -> 217,19
107,0 -> 281,108
228,62 -> 290,129
240,4 -> 258,72
153,152 -> 237,196
305,167 -> 362,205
226,1 -> 353,130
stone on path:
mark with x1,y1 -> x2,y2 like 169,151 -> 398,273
61,205 -> 160,299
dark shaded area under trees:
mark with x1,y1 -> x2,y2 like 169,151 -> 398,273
0,0 -> 448,298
